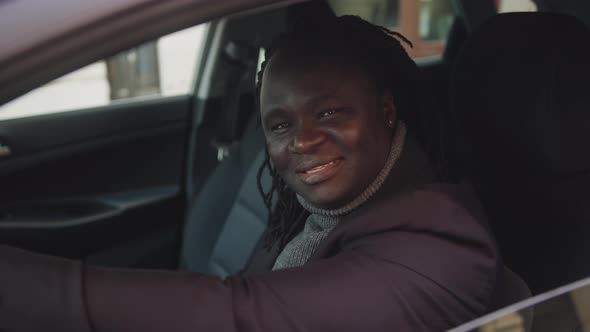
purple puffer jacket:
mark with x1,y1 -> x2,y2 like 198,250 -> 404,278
0,140 -> 510,332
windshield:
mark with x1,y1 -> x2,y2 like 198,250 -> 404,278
450,278 -> 590,332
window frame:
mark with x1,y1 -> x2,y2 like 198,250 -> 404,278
0,24 -> 210,121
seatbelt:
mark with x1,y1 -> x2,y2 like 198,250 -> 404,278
211,40 -> 258,161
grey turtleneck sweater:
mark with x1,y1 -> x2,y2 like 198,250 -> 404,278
272,122 -> 407,270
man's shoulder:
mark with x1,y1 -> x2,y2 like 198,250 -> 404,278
338,182 -> 501,316
345,181 -> 490,235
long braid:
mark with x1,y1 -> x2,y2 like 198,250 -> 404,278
256,15 -> 446,250
256,147 -> 306,249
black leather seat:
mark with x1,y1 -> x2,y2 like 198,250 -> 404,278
451,12 -> 590,294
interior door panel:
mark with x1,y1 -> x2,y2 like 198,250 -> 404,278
0,95 -> 193,268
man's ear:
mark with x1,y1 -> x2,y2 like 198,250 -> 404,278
382,90 -> 397,127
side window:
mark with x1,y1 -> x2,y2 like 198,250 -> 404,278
256,48 -> 266,81
0,24 -> 208,121
455,279 -> 590,332
496,0 -> 538,13
327,0 -> 454,59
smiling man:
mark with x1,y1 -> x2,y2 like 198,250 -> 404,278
260,48 -> 397,209
248,15 -> 512,327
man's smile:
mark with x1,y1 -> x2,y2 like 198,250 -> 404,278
296,157 -> 344,185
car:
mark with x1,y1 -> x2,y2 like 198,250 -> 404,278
0,0 -> 589,330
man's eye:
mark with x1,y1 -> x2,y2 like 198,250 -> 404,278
271,122 -> 290,132
319,108 -> 339,118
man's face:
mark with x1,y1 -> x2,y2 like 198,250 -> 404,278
260,53 -> 396,209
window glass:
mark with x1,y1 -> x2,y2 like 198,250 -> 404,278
327,0 -> 454,59
452,278 -> 590,332
419,0 -> 454,42
328,0 -> 400,28
0,24 -> 207,121
497,0 -> 538,13
256,48 -> 266,80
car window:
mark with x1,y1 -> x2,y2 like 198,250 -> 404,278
0,24 -> 208,121
497,0 -> 538,13
450,278 -> 590,332
256,48 -> 266,81
327,0 -> 454,59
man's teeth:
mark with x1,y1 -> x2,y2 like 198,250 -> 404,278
305,160 -> 337,174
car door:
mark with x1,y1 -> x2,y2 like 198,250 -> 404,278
0,24 -> 214,268
0,0 -> 298,269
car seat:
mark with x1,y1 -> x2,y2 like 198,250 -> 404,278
451,12 -> 590,294
179,117 -> 269,277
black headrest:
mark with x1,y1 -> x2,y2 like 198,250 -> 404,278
451,13 -> 590,180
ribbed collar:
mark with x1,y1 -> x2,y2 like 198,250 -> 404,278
296,121 -> 407,218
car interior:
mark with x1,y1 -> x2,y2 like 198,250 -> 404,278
0,0 -> 589,319
451,11 -> 590,296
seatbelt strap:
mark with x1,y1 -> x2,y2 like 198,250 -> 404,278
211,40 -> 258,161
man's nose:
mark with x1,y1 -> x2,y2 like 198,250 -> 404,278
288,123 -> 326,154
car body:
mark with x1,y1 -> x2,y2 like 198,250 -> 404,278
0,0 -> 589,331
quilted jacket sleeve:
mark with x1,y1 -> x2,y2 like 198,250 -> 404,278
0,187 -> 499,332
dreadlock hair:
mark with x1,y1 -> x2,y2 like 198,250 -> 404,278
256,15 -> 446,250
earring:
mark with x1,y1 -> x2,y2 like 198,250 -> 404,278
388,119 -> 394,128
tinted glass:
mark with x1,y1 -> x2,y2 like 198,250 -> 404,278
451,278 -> 590,332
0,24 -> 207,120
327,0 -> 454,59
328,0 -> 400,27
419,0 -> 453,41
